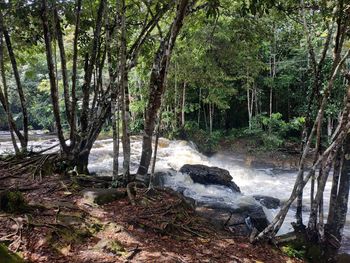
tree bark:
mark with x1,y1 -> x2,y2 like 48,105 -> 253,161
80,0 -> 106,135
119,0 -> 131,181
54,7 -> 72,126
149,112 -> 162,189
137,0 -> 190,177
0,30 -> 19,153
41,0 -> 69,153
181,81 -> 186,127
0,11 -> 28,150
70,0 -> 82,146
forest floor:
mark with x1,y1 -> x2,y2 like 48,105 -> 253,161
0,165 -> 303,263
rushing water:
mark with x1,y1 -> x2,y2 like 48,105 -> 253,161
0,132 -> 349,254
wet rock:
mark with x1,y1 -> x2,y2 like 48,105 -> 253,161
336,253 -> 350,263
195,202 -> 269,235
179,164 -> 241,193
195,206 -> 232,230
253,195 -> 280,209
81,188 -> 126,205
136,169 -> 176,188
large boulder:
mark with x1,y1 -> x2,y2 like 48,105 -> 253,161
179,164 -> 240,193
135,169 -> 176,187
195,202 -> 269,235
200,202 -> 269,232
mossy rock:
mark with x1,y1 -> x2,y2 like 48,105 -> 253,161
81,188 -> 126,205
94,239 -> 126,255
0,244 -> 23,263
48,224 -> 92,252
0,191 -> 27,213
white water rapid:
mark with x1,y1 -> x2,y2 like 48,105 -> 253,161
0,132 -> 349,254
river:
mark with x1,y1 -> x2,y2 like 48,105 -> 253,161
0,131 -> 349,255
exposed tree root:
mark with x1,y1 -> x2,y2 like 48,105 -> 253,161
126,182 -> 146,206
0,152 -> 61,182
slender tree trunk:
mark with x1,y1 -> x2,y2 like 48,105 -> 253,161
327,117 -> 333,139
254,82 -> 258,116
0,31 -> 19,153
181,81 -> 186,127
137,0 -> 190,177
197,88 -> 201,126
54,7 -> 72,126
255,50 -> 350,241
70,0 -> 82,146
203,101 -> 208,130
0,11 -> 28,150
118,0 -> 131,181
209,103 -> 213,135
112,97 -> 120,180
80,0 -> 106,135
149,112 -> 162,189
331,135 -> 350,240
41,0 -> 69,153
247,83 -> 252,129
327,149 -> 343,226
174,61 -> 178,128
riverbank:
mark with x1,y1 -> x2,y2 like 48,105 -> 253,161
217,137 -> 311,170
0,162 -> 302,263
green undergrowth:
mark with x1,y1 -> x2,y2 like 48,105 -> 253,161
0,191 -> 27,213
0,244 -> 23,263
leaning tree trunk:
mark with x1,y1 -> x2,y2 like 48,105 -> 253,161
255,47 -> 350,242
0,31 -> 19,153
0,11 -> 28,151
137,0 -> 190,177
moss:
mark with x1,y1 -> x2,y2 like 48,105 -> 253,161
47,225 -> 92,252
0,244 -> 23,263
0,191 -> 27,213
281,232 -> 324,262
281,245 -> 305,259
94,239 -> 126,255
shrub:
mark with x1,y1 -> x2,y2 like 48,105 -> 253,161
242,113 -> 304,150
184,121 -> 222,154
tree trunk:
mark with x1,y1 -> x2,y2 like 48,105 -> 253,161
70,0 -> 82,146
255,50 -> 350,242
197,88 -> 201,126
80,0 -> 106,135
181,81 -> 186,127
332,136 -> 350,240
149,112 -> 162,189
209,103 -> 213,135
0,11 -> 28,150
118,0 -> 131,182
41,0 -> 69,153
327,149 -> 343,227
112,98 -> 120,180
54,7 -> 72,126
137,0 -> 190,177
247,87 -> 251,129
0,31 -> 19,153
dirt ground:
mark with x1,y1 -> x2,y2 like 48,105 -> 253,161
0,163 -> 302,263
